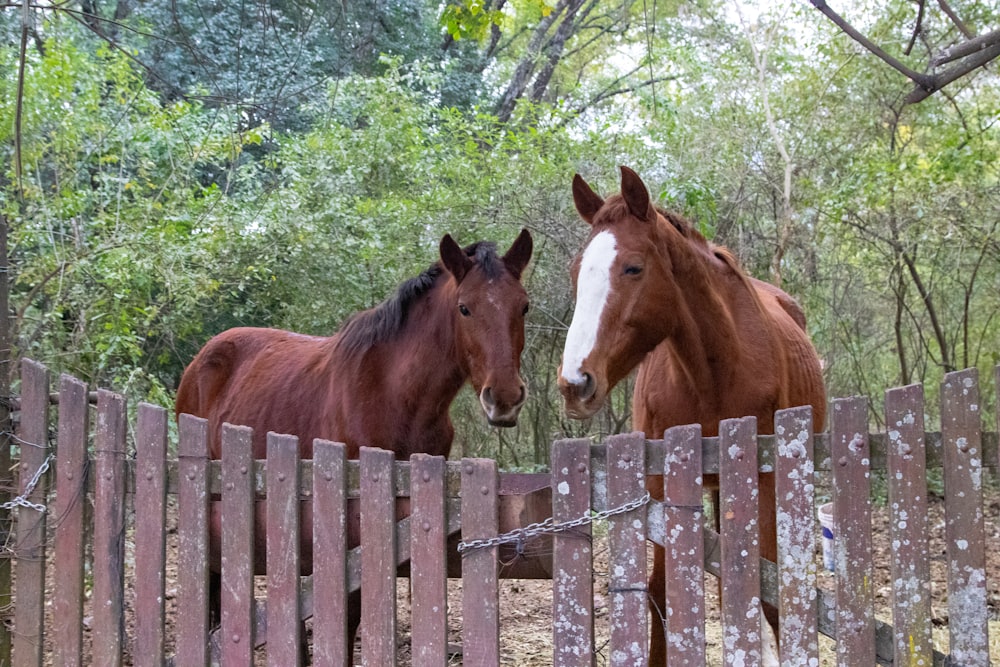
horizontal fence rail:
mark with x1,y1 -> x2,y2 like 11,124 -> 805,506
2,360 -> 999,665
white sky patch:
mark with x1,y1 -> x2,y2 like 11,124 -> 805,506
561,230 -> 617,384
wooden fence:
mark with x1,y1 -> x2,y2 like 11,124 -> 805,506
3,358 -> 999,665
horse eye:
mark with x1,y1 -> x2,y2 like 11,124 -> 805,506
458,304 -> 471,317
624,265 -> 643,276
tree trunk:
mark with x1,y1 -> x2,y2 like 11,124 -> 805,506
494,0 -> 586,123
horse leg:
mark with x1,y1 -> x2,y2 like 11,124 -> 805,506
758,471 -> 780,660
648,543 -> 667,664
209,570 -> 222,628
346,588 -> 362,667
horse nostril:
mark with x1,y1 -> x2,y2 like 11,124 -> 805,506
516,384 -> 527,406
580,373 -> 596,401
481,386 -> 496,409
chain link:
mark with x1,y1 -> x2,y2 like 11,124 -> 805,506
457,490 -> 651,555
1,453 -> 53,513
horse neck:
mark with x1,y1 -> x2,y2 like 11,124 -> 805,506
379,280 -> 467,405
663,241 -> 763,400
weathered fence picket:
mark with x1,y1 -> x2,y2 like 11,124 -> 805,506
93,389 -> 127,667
13,360 -> 48,667
134,403 -> 169,667
360,446 -> 397,666
774,405 -> 817,666
175,414 -> 210,666
267,432 -> 302,667
51,373 -> 88,667
831,396 -> 875,665
221,423 -> 255,665
719,417 -> 762,666
885,383 -> 933,666
311,439 -> 350,665
410,453 -> 448,666
2,359 -> 999,665
663,424 -> 705,666
605,432 -> 647,666
551,438 -> 592,667
941,369 -> 989,665
460,457 -> 500,665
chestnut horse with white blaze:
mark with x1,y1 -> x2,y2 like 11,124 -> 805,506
176,229 -> 533,662
557,167 -> 825,664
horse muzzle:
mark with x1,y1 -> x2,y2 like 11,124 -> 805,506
557,370 -> 602,420
480,383 -> 527,427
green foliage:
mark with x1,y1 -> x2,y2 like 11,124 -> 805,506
441,0 -> 505,42
3,1 -> 999,467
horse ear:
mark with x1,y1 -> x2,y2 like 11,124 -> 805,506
572,174 -> 604,225
620,165 -> 654,222
502,228 -> 533,279
439,234 -> 472,283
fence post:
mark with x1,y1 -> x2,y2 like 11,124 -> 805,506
267,433 -> 302,667
941,369 -> 989,665
551,438 -> 593,667
360,446 -> 397,666
461,457 -> 499,665
0,212 -> 12,667
663,424 -> 705,666
92,389 -> 127,667
221,424 -> 255,665
606,432 -> 647,666
885,384 -> 933,665
410,453 -> 448,666
176,414 -> 210,666
134,404 -> 169,667
312,439 -> 350,666
831,396 -> 874,665
51,374 -> 89,667
774,406 -> 818,665
719,416 -> 762,666
13,359 -> 50,667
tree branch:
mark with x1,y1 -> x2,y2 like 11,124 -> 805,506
13,0 -> 30,200
903,0 -> 925,56
528,0 -> 599,105
808,1 -> 933,87
931,28 -> 1000,66
905,38 -> 1000,104
811,1 -> 1000,106
936,0 -> 973,39
493,0 -> 571,122
557,72 -> 677,124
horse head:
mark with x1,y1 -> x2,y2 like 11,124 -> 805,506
558,166 -> 681,419
440,229 -> 533,427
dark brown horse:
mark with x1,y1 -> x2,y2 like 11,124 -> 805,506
176,229 -> 533,660
557,167 -> 825,663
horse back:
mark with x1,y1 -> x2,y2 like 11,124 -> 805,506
750,277 -> 808,331
754,284 -> 827,430
176,327 -> 334,458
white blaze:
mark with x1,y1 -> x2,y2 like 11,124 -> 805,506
561,230 -> 617,384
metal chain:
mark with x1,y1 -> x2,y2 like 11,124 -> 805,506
1,453 -> 53,513
457,490 -> 651,555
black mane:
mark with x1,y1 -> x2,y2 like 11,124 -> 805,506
335,241 -> 503,355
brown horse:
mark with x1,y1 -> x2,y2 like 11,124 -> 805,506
176,229 -> 533,660
557,167 -> 825,663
